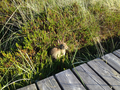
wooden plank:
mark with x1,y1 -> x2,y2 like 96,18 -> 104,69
88,58 -> 120,90
102,53 -> 120,73
17,83 -> 37,90
113,49 -> 120,58
36,76 -> 61,90
73,63 -> 112,90
55,69 -> 86,90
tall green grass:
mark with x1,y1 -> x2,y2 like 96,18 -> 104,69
0,0 -> 120,89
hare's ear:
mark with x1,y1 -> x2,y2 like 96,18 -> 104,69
62,35 -> 65,42
62,38 -> 64,42
58,39 -> 61,44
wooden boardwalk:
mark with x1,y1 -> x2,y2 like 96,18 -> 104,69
17,49 -> 120,90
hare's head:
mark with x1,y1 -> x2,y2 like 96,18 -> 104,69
58,39 -> 68,50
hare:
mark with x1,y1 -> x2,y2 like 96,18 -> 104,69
49,39 -> 68,59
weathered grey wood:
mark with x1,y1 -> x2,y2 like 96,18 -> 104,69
113,49 -> 120,58
102,53 -> 120,73
88,58 -> 120,90
17,83 -> 37,90
55,69 -> 86,90
36,76 -> 61,90
73,63 -> 112,90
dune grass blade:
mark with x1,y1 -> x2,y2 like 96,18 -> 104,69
1,79 -> 30,90
18,49 -> 34,72
0,5 -> 20,34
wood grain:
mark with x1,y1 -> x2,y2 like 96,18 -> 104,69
36,76 -> 61,90
73,63 -> 112,90
102,53 -> 120,73
55,69 -> 86,90
88,58 -> 120,90
113,49 -> 120,58
17,83 -> 37,90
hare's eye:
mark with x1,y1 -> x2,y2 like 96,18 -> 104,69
60,44 -> 64,49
